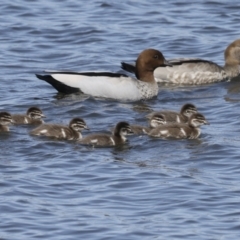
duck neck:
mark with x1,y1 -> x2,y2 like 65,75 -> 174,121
70,127 -> 82,140
224,63 -> 240,78
136,69 -> 155,83
180,114 -> 188,123
135,60 -> 156,83
113,131 -> 126,143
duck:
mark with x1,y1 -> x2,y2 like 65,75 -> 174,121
79,122 -> 133,147
121,39 -> 240,85
36,49 -> 172,101
131,113 -> 166,135
30,117 -> 88,140
0,112 -> 13,132
148,113 -> 209,139
146,103 -> 198,124
12,107 -> 45,125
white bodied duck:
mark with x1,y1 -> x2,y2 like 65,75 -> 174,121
36,49 -> 171,101
121,39 -> 240,85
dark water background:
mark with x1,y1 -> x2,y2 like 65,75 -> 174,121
1,0 -> 240,239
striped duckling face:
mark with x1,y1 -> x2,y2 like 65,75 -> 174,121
189,113 -> 209,128
114,122 -> 133,137
0,112 -> 13,125
27,107 -> 45,120
69,118 -> 89,132
149,113 -> 167,128
181,103 -> 198,118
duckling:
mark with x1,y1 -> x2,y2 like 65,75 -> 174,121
0,112 -> 13,132
131,113 -> 166,135
30,117 -> 88,140
79,122 -> 133,147
147,103 -> 197,124
148,113 -> 209,139
12,107 -> 45,125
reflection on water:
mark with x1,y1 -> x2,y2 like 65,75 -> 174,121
224,76 -> 240,102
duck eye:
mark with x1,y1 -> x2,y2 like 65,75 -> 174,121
153,54 -> 159,59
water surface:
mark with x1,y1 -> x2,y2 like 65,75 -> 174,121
1,0 -> 240,239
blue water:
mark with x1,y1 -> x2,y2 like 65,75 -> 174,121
1,0 -> 240,239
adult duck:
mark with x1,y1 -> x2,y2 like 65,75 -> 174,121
36,49 -> 171,101
121,39 -> 240,84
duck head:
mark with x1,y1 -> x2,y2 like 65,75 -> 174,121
189,113 -> 209,128
114,121 -> 133,138
135,49 -> 171,82
149,113 -> 167,128
0,112 -> 13,125
224,39 -> 240,67
180,103 -> 198,118
27,107 -> 45,119
69,118 -> 89,132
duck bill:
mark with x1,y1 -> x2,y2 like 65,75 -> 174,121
162,59 -> 172,67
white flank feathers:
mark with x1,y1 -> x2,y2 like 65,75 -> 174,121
176,115 -> 180,123
90,139 -> 98,144
160,129 -> 169,136
61,128 -> 66,138
180,128 -> 186,137
40,129 -> 48,134
24,117 -> 29,124
110,137 -> 115,145
50,73 -> 154,101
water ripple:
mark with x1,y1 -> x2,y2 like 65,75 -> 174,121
1,0 -> 240,239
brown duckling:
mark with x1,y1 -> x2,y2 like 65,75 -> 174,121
30,117 -> 88,140
79,122 -> 133,147
12,107 -> 45,125
148,113 -> 209,139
